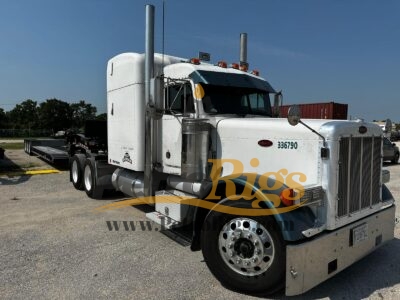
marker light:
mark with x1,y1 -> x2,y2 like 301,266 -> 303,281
280,188 -> 296,207
218,61 -> 227,68
251,70 -> 260,76
239,64 -> 248,72
190,58 -> 201,65
231,63 -> 239,69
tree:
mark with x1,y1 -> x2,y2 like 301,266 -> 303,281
95,113 -> 107,121
38,99 -> 72,133
7,99 -> 39,129
70,100 -> 97,129
0,108 -> 9,128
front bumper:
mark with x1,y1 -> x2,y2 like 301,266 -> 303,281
285,205 -> 395,296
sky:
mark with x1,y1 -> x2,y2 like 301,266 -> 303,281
0,0 -> 399,122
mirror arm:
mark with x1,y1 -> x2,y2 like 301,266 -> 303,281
298,120 -> 327,147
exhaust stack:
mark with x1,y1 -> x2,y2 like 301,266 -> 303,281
144,4 -> 155,197
240,33 -> 248,67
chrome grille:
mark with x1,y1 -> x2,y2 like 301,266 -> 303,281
337,136 -> 381,217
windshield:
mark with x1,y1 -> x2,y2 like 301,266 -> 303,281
201,85 -> 272,116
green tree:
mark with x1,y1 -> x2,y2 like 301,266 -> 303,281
38,99 -> 72,133
0,108 -> 9,128
95,113 -> 107,121
70,100 -> 97,129
7,99 -> 39,129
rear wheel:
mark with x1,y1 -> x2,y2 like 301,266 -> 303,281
201,203 -> 286,295
83,159 -> 103,199
70,154 -> 84,190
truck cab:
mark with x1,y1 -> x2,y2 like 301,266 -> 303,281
76,50 -> 396,296
66,6 -> 395,295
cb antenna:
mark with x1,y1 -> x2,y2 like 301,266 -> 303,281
162,0 -> 165,70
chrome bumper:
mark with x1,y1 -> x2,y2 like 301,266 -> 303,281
285,205 -> 395,296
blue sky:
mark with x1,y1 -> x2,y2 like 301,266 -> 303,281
0,0 -> 399,122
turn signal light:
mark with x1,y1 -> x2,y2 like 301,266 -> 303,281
280,188 -> 296,206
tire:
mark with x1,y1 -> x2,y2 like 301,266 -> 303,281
70,154 -> 84,190
83,159 -> 103,199
201,201 -> 286,295
392,152 -> 399,164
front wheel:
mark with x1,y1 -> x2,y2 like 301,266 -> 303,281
201,209 -> 286,295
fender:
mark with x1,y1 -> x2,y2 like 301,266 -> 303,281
382,184 -> 394,202
191,173 -> 316,251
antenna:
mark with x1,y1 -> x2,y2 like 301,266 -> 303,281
162,0 -> 165,70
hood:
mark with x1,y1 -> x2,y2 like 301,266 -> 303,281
213,117 -> 336,187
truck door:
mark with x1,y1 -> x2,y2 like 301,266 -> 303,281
158,82 -> 195,175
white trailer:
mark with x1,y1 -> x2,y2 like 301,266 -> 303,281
69,5 -> 396,296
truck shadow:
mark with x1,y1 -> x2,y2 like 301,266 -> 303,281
0,174 -> 31,186
0,153 -> 69,186
0,153 -> 31,186
270,238 -> 400,299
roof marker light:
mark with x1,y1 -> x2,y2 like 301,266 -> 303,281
217,61 -> 227,68
190,58 -> 201,65
251,70 -> 260,76
231,63 -> 239,69
239,64 -> 248,72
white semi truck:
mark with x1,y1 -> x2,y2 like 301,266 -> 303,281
69,5 -> 396,296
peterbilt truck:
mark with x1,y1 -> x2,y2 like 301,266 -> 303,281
69,5 -> 396,296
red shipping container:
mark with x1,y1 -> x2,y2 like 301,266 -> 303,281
279,102 -> 348,120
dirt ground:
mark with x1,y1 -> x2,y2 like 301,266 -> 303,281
0,144 -> 399,299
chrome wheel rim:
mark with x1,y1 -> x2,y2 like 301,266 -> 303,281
218,218 -> 275,276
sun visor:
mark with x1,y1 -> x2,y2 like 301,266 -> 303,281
189,70 -> 276,93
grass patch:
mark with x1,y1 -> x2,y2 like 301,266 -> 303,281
0,142 -> 24,150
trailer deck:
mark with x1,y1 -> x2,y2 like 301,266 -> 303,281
24,138 -> 69,164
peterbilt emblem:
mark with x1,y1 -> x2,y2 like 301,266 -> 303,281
122,152 -> 132,164
359,126 -> 367,134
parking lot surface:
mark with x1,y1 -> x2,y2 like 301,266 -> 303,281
0,157 -> 399,299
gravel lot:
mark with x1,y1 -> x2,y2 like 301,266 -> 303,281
0,152 -> 399,299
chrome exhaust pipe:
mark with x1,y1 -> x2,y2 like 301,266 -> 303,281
144,4 -> 155,197
240,33 -> 248,67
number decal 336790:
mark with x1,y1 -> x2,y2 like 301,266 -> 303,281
277,141 -> 298,149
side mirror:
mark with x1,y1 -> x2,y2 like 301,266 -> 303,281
273,91 -> 282,117
287,105 -> 301,126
